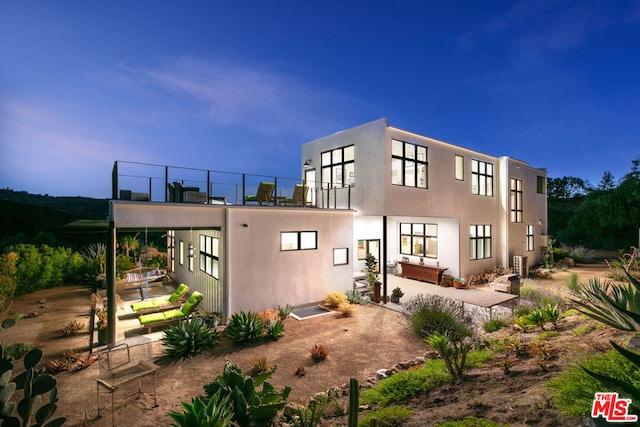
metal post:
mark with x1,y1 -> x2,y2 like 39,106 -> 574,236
242,174 -> 246,205
382,215 -> 388,304
164,166 -> 169,202
107,220 -> 117,346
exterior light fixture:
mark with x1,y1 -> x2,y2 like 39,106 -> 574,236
303,159 -> 312,168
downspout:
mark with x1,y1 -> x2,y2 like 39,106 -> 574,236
106,219 -> 116,346
382,215 -> 388,304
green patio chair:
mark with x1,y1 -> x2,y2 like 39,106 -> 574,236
244,181 -> 275,205
138,291 -> 203,333
130,283 -> 190,314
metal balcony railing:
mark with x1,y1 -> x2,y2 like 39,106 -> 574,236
111,161 -> 353,209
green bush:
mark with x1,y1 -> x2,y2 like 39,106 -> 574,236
362,359 -> 451,405
204,360 -> 291,426
546,349 -> 640,416
482,318 -> 508,332
116,254 -> 134,277
225,311 -> 265,345
358,405 -> 412,427
264,319 -> 285,341
162,318 -> 218,359
3,343 -> 39,359
404,294 -> 469,338
10,244 -> 79,294
169,389 -> 234,427
434,416 -> 509,426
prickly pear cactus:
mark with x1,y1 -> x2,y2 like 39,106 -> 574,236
0,344 -> 66,426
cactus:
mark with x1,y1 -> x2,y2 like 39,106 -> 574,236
347,378 -> 358,427
0,344 -> 66,426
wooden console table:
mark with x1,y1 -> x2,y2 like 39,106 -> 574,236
398,261 -> 448,285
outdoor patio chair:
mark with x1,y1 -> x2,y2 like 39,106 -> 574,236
130,283 -> 190,314
244,181 -> 275,205
138,291 -> 203,333
281,184 -> 309,206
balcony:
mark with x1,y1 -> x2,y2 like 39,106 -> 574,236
111,161 -> 353,209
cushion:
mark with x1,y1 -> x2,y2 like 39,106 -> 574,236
138,312 -> 166,325
131,300 -> 158,311
165,310 -> 185,320
168,283 -> 189,303
182,292 -> 203,315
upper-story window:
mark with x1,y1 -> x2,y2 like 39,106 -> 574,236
537,176 -> 546,194
471,159 -> 493,196
454,155 -> 464,181
392,139 -> 428,188
510,178 -> 523,223
321,145 -> 354,188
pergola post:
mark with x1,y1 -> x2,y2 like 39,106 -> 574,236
106,220 -> 117,346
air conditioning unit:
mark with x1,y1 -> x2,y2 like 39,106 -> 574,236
513,256 -> 528,277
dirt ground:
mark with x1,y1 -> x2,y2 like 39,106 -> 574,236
1,260 -> 634,426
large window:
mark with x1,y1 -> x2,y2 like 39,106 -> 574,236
179,240 -> 184,266
471,159 -> 493,196
321,145 -> 354,188
510,178 -> 523,223
167,230 -> 175,272
199,234 -> 219,279
400,223 -> 438,258
470,225 -> 492,260
526,225 -> 535,252
281,231 -> 317,251
392,139 -> 428,188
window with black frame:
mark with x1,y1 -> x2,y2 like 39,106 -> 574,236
470,224 -> 492,260
321,145 -> 354,188
199,234 -> 219,279
391,139 -> 428,188
471,159 -> 493,196
510,178 -> 523,222
399,223 -> 437,258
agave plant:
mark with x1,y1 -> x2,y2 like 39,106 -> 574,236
264,319 -> 285,341
162,318 -> 218,359
225,311 -> 265,345
169,389 -> 234,427
571,254 -> 640,412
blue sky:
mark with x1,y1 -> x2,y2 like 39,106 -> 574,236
1,0 -> 639,198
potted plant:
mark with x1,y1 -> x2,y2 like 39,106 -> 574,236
363,253 -> 381,303
441,275 -> 454,287
96,307 -> 108,345
453,277 -> 466,289
390,287 -> 404,303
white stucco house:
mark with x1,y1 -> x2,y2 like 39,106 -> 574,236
106,118 -> 547,334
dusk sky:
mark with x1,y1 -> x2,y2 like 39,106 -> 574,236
1,1 -> 639,198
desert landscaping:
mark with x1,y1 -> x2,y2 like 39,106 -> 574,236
0,257 -> 635,426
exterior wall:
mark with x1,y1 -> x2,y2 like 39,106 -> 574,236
226,208 -> 353,315
300,118 -> 548,279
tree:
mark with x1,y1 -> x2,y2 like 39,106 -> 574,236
598,171 -> 616,191
120,235 -> 139,259
547,176 -> 592,200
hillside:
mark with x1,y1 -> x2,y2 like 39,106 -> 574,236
0,189 -> 109,246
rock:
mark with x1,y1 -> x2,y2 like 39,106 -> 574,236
376,369 -> 388,379
562,257 -> 575,267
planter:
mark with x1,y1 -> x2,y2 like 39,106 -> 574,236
453,280 -> 465,289
97,327 -> 108,346
373,282 -> 381,303
442,277 -> 454,287
390,296 -> 400,304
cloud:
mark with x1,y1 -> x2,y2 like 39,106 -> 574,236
110,57 -> 365,139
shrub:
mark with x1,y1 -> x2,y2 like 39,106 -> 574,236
338,302 -> 354,317
324,292 -> 347,308
533,330 -> 560,342
264,319 -> 285,341
257,308 -> 280,323
519,285 -> 565,309
203,360 -> 291,427
362,359 -> 451,405
426,328 -> 474,379
169,389 -> 234,427
309,344 -> 329,363
358,405 -> 412,427
225,311 -> 265,345
434,417 -> 509,427
249,357 -> 271,377
403,294 -> 469,338
520,303 -> 562,331
546,349 -> 640,417
345,289 -> 367,304
162,318 -> 218,359
3,342 -> 38,359
277,303 -> 293,320
482,318 -> 508,333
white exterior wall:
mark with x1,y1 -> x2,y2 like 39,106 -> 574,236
111,202 -> 354,317
225,208 -> 353,315
301,118 -> 547,279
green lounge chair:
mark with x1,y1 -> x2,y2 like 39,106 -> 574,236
244,181 -> 275,205
138,291 -> 203,333
130,283 -> 190,314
